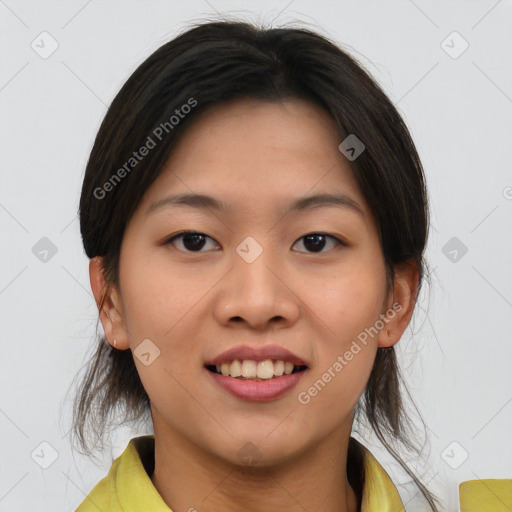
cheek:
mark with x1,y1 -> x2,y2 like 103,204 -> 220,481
118,250 -> 211,394
295,343 -> 376,435
296,258 -> 384,410
119,249 -> 203,342
296,272 -> 382,421
312,259 -> 386,343
121,263 -> 205,417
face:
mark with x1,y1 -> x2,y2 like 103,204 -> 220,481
96,98 -> 409,467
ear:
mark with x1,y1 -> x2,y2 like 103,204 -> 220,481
377,259 -> 419,348
89,257 -> 129,350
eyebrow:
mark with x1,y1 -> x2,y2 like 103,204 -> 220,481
145,192 -> 365,218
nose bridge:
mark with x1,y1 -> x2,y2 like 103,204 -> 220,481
214,235 -> 299,328
234,236 -> 279,302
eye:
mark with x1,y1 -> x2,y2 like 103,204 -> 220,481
164,231 -> 345,254
292,233 -> 344,253
165,231 -> 220,252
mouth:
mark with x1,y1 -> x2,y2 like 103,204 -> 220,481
205,360 -> 309,402
203,345 -> 310,401
205,360 -> 308,381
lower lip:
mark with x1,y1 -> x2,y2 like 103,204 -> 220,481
206,369 -> 307,402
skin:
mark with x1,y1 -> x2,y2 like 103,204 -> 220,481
90,98 -> 418,512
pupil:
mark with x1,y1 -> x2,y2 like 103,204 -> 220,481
183,234 -> 205,251
182,234 -> 327,252
304,234 -> 325,252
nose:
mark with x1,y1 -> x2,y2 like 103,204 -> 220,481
213,247 -> 301,331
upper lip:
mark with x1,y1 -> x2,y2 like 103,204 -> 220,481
205,344 -> 309,367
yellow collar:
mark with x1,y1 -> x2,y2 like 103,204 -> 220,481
357,441 -> 406,511
76,435 -> 406,511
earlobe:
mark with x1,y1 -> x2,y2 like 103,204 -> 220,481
377,260 -> 419,348
89,257 -> 129,350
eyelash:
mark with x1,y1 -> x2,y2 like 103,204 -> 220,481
164,231 -> 346,253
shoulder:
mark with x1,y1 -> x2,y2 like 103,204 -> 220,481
74,435 -> 164,512
348,437 -> 406,512
74,456 -> 121,512
459,478 -> 512,511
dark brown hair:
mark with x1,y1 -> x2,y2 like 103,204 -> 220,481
69,18 -> 439,510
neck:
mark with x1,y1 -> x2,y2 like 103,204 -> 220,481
149,417 -> 360,512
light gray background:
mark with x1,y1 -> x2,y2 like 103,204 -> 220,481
1,1 -> 511,511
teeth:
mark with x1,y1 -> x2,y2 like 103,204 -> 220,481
241,360 -> 257,378
257,360 -> 274,379
230,359 -> 242,377
274,360 -> 284,376
213,359 -> 303,379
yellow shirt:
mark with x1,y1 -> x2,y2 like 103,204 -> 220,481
75,435 -> 512,511
75,435 -> 405,511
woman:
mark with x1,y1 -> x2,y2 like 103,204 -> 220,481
72,19 -> 441,511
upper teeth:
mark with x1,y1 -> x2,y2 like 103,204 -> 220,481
216,360 -> 297,379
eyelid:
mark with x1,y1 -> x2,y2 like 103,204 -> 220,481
164,231 -> 347,252
293,233 -> 346,251
164,231 -> 219,249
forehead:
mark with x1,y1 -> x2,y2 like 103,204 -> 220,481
139,98 -> 368,216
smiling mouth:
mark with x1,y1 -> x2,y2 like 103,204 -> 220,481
205,362 -> 308,381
